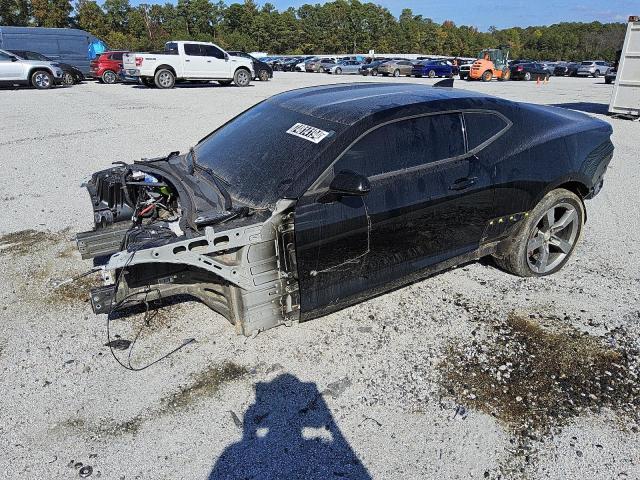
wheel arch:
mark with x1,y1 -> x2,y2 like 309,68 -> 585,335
533,177 -> 590,224
28,66 -> 54,79
155,64 -> 176,76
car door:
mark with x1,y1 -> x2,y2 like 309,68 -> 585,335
399,61 -> 412,75
182,43 -> 209,77
0,50 -> 24,80
202,44 -> 231,77
295,111 -> 500,315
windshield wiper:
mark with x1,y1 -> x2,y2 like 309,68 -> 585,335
189,146 -> 233,211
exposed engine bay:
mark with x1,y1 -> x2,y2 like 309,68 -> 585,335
76,154 -> 300,336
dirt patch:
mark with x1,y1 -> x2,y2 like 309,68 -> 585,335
161,362 -> 248,411
441,313 -> 639,434
79,362 -> 248,438
0,229 -> 64,256
440,313 -> 639,478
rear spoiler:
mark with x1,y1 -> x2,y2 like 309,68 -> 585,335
434,78 -> 454,88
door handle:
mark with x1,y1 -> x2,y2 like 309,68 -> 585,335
185,59 -> 190,62
207,60 -> 211,63
449,176 -> 478,191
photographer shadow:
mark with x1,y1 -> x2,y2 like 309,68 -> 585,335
209,373 -> 371,480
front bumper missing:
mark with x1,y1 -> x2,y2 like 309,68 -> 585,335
79,200 -> 300,336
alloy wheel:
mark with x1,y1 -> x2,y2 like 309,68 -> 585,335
103,71 -> 116,84
158,72 -> 173,88
526,202 -> 579,274
62,72 -> 74,85
34,72 -> 50,88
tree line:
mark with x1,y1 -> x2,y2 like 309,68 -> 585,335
0,0 -> 626,61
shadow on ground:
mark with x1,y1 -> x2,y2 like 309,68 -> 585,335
550,102 -> 609,114
209,373 -> 371,479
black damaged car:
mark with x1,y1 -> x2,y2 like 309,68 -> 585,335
77,83 -> 614,336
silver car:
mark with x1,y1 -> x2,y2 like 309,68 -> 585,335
327,60 -> 363,74
577,60 -> 610,77
0,48 -> 63,89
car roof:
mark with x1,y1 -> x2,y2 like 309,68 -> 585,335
271,83 -> 494,126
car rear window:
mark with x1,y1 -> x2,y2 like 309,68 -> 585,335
165,43 -> 179,55
464,112 -> 509,151
581,61 -> 592,65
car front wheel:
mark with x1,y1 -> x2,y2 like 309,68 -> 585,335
31,70 -> 53,89
234,69 -> 251,87
258,69 -> 270,81
493,188 -> 584,277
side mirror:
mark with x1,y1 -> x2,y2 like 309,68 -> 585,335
329,170 -> 371,197
224,53 -> 229,61
10,56 -> 18,62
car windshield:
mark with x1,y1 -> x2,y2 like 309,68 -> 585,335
193,101 -> 346,209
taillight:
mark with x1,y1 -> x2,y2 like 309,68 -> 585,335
135,57 -> 143,67
517,66 -> 523,71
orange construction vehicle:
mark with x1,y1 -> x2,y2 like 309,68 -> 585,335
469,46 -> 511,81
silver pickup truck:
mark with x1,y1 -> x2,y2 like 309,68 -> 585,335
122,41 -> 254,88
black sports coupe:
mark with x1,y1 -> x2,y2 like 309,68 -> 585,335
77,83 -> 613,336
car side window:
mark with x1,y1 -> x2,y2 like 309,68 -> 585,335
334,113 -> 465,178
464,112 -> 509,151
202,44 -> 225,59
111,52 -> 124,61
0,51 -> 12,61
184,43 -> 202,56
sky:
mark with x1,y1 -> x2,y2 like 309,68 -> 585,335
246,0 -> 635,31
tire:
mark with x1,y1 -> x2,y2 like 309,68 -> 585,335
393,69 -> 400,77
371,69 -> 378,76
258,69 -> 270,81
428,70 -> 436,78
335,67 -> 342,75
524,72 -> 531,81
482,70 -> 493,82
493,189 -> 584,277
593,70 -> 600,78
154,69 -> 175,89
141,77 -> 155,88
62,72 -> 75,86
459,74 -> 466,80
101,70 -> 117,84
31,70 -> 53,89
605,77 -> 613,85
218,80 -> 233,86
233,68 -> 251,87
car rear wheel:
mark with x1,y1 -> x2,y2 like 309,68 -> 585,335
335,67 -> 342,75
102,70 -> 117,84
428,70 -> 436,78
482,70 -> 493,81
62,72 -> 75,86
593,70 -> 600,78
31,70 -> 53,89
234,68 -> 251,87
154,69 -> 175,89
493,189 -> 584,277
524,72 -> 531,81
371,69 -> 378,76
258,69 -> 270,81
393,69 -> 400,77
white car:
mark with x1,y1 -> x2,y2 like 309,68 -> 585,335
122,41 -> 254,89
0,48 -> 63,89
577,60 -> 611,77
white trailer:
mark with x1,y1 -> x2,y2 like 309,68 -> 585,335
608,16 -> 640,118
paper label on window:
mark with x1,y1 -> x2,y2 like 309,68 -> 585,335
286,123 -> 330,143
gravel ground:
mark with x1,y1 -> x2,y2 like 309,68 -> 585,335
0,73 -> 638,480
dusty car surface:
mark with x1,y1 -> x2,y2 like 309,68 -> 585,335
77,83 -> 614,336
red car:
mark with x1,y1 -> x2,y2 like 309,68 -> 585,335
90,51 -> 128,84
